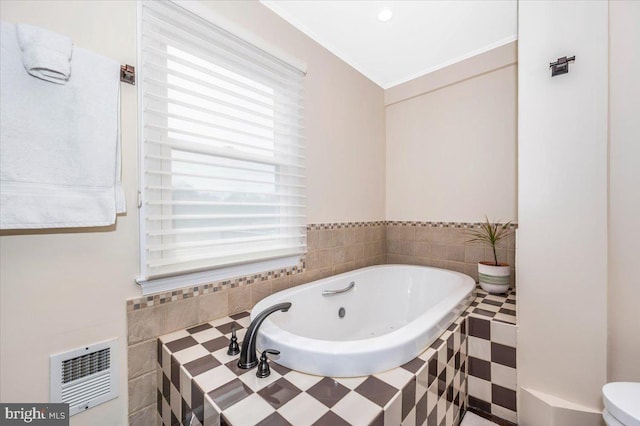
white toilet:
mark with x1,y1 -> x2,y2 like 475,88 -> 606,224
602,382 -> 640,426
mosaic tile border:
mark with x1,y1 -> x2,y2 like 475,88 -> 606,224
128,222 -> 388,311
128,221 -> 516,311
158,312 -> 469,426
127,263 -> 305,312
387,221 -> 518,230
307,221 -> 387,230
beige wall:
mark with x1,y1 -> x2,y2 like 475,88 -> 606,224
385,42 -> 517,106
0,2 -> 139,425
608,0 -> 640,383
201,3 -> 386,224
385,45 -> 517,223
517,1 -> 609,423
5,2 -> 637,426
0,1 -> 385,425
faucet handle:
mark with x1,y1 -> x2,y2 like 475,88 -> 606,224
227,327 -> 240,356
256,349 -> 280,378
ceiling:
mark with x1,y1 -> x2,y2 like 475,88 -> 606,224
260,1 -> 517,89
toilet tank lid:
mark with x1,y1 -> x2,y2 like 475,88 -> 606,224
603,382 -> 640,426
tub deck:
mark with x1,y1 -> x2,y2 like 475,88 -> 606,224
157,288 -> 516,426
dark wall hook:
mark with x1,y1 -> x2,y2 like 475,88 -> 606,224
550,56 -> 575,77
120,64 -> 135,85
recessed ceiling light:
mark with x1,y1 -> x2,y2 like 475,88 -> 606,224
377,8 -> 393,23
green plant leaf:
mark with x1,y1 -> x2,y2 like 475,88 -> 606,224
465,215 -> 512,265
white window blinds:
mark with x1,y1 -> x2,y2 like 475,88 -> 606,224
139,0 -> 306,281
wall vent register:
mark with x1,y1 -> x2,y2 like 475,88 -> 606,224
50,339 -> 118,416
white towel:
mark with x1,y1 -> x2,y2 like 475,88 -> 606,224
16,23 -> 72,84
0,21 -> 126,229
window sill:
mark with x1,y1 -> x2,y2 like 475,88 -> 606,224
136,255 -> 301,296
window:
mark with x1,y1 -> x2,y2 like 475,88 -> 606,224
138,0 -> 305,292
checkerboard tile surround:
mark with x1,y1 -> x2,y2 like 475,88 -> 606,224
464,287 -> 517,425
464,287 -> 516,325
158,312 -> 469,426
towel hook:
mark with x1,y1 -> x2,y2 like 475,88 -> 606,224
120,64 -> 135,85
549,56 -> 575,77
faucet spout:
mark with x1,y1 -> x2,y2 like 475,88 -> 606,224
237,302 -> 291,369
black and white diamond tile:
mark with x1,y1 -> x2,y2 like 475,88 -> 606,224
467,286 -> 516,325
155,286 -> 518,426
158,313 -> 469,426
466,313 -> 517,425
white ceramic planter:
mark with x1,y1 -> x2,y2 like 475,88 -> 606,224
478,262 -> 511,294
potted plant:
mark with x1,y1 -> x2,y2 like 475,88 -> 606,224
467,216 -> 513,294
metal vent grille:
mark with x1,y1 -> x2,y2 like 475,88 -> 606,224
51,339 -> 118,416
62,348 -> 110,384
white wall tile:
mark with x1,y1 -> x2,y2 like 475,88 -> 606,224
467,336 -> 491,361
491,362 -> 517,391
492,403 -> 518,424
384,393 -> 402,425
490,321 -> 516,347
467,375 -> 492,402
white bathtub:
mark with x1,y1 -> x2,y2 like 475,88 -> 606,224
252,264 -> 475,377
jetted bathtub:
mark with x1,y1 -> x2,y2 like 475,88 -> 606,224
252,264 -> 475,377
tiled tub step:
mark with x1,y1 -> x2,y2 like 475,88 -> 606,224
157,286 -> 517,426
158,313 -> 469,426
465,288 -> 517,425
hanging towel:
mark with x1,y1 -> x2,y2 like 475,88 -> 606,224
16,23 -> 72,84
0,21 -> 126,229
